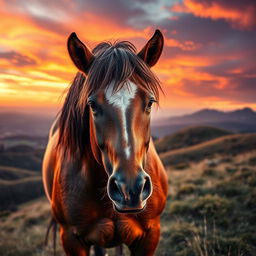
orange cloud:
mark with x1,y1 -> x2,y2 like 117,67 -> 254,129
165,37 -> 201,51
0,5 -> 155,110
68,12 -> 151,43
171,0 -> 256,30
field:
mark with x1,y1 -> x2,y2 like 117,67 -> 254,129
0,128 -> 256,256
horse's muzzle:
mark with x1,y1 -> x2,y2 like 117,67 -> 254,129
107,170 -> 152,213
114,203 -> 146,213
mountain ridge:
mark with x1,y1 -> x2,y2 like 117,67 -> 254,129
0,108 -> 255,138
168,107 -> 256,124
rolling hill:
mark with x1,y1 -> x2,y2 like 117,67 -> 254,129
0,176 -> 43,211
0,165 -> 42,210
160,133 -> 256,166
0,166 -> 38,181
0,144 -> 44,171
155,126 -> 232,153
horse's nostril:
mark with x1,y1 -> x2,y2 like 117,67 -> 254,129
109,178 -> 123,202
142,176 -> 152,200
108,173 -> 152,208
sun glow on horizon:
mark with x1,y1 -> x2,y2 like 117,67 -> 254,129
0,0 -> 255,116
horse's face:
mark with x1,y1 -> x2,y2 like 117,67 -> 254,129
67,30 -> 163,213
87,81 -> 155,212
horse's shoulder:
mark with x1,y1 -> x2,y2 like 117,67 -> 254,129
146,138 -> 168,204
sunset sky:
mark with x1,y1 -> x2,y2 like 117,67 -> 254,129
0,0 -> 256,118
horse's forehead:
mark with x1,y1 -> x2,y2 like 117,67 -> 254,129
104,81 -> 137,108
103,81 -> 137,159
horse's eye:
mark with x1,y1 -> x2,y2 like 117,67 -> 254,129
88,100 -> 97,113
146,99 -> 156,112
147,101 -> 153,108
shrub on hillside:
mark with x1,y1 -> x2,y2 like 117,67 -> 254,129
170,195 -> 232,220
193,195 -> 232,218
176,184 -> 197,198
202,168 -> 218,177
173,162 -> 190,170
248,156 -> 256,166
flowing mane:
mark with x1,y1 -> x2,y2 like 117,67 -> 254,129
57,40 -> 162,158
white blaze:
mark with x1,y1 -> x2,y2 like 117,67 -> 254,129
105,81 -> 137,159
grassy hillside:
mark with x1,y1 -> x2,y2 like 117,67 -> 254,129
160,133 -> 256,166
0,151 -> 255,255
0,127 -> 256,255
157,151 -> 256,256
0,198 -> 57,256
155,126 -> 231,153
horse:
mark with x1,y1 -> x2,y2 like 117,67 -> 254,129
42,29 -> 168,256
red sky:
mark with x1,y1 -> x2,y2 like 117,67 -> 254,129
0,0 -> 256,118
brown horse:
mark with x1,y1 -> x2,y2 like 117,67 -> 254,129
43,29 -> 168,256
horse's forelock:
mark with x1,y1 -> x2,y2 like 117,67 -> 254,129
78,40 -> 161,111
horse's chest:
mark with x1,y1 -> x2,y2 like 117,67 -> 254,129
76,216 -> 144,247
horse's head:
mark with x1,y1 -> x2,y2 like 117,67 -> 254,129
67,30 -> 163,213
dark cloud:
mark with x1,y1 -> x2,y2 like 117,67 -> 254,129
180,75 -> 256,103
0,51 -> 37,66
5,0 -> 146,28
2,0 -> 171,31
75,0 -> 160,28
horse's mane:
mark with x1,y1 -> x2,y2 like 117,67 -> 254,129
57,40 -> 162,158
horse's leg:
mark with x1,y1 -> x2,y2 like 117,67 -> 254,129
128,225 -> 160,256
115,245 -> 123,256
60,227 -> 90,256
93,245 -> 107,256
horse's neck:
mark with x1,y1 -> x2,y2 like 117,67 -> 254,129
84,150 -> 108,185
58,149 -> 107,198
77,112 -> 107,184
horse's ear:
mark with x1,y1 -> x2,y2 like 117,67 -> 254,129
67,32 -> 94,74
138,29 -> 164,67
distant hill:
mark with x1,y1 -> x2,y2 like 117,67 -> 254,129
0,135 -> 48,149
168,107 -> 256,124
0,112 -> 54,138
160,133 -> 256,166
0,176 -> 43,210
155,126 -> 232,153
152,107 -> 256,137
0,145 -> 44,171
0,164 -> 42,211
0,166 -> 38,181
